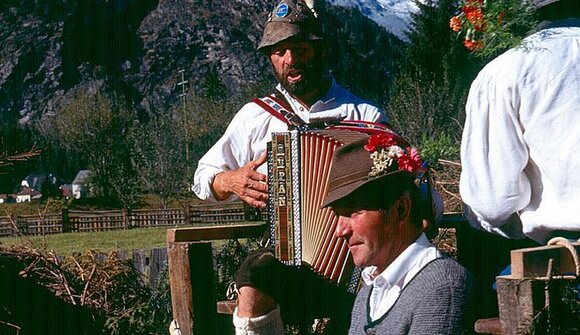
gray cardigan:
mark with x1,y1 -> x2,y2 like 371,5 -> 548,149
349,258 -> 476,335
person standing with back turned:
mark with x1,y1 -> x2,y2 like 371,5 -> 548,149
460,0 -> 580,244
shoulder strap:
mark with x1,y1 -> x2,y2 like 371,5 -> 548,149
252,92 -> 306,127
252,97 -> 291,125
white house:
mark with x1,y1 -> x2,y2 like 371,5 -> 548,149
15,187 -> 42,203
72,170 -> 93,199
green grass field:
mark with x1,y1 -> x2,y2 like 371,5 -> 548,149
0,195 -> 237,255
0,226 -> 170,255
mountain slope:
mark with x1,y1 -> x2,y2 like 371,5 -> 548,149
327,0 -> 419,41
0,0 -> 404,126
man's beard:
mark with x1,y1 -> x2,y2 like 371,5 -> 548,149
274,58 -> 325,97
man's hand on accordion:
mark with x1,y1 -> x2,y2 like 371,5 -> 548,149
212,152 -> 269,208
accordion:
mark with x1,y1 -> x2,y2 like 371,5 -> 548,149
267,122 -> 393,291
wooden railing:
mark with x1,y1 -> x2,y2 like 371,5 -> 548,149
166,223 -> 269,335
0,202 -> 260,237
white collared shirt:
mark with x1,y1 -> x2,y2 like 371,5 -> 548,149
192,79 -> 386,201
361,233 -> 442,321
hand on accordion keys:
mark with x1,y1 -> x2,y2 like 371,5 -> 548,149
212,152 -> 269,208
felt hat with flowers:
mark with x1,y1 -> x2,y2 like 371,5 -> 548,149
322,130 -> 423,208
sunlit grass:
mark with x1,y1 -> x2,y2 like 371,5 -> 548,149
0,227 -> 170,255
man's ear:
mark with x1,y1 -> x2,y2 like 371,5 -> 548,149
396,194 -> 411,223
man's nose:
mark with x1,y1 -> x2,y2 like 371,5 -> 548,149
335,216 -> 351,239
283,49 -> 295,65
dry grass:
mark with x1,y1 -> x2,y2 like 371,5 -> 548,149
432,159 -> 463,214
430,159 -> 464,258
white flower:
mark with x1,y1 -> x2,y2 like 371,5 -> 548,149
369,146 -> 403,177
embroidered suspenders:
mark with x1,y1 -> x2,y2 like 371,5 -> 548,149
252,93 -> 306,127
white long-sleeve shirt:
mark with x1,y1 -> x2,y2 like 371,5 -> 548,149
460,24 -> 580,244
193,79 -> 387,202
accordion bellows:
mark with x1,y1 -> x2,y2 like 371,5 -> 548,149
267,128 -> 370,289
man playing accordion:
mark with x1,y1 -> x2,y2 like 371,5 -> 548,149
192,0 -> 387,208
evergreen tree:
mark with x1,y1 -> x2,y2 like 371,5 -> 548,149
387,0 -> 484,150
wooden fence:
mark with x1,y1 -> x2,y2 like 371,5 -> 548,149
119,247 -> 169,288
0,202 -> 262,237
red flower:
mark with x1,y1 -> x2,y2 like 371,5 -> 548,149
466,8 -> 486,31
464,38 -> 483,51
397,147 -> 422,173
461,0 -> 482,16
449,16 -> 462,32
364,133 -> 397,152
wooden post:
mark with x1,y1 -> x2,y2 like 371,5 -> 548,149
183,204 -> 191,226
168,242 -> 194,335
496,241 -> 580,334
168,242 -> 218,335
150,247 -> 168,289
122,208 -> 129,229
62,207 -> 70,233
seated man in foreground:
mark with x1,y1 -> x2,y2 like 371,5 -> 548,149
234,132 -> 477,334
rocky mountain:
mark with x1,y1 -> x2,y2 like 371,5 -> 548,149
327,0 -> 420,41
0,0 -> 405,127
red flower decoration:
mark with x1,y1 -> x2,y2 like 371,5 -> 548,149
364,133 -> 397,152
397,147 -> 422,173
450,0 -> 536,56
365,133 -> 422,178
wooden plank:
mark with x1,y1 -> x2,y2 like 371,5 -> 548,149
510,242 -> 580,278
133,249 -> 147,285
474,317 -> 503,334
166,223 -> 267,243
150,247 -> 168,289
168,242 -> 218,335
168,242 -> 194,335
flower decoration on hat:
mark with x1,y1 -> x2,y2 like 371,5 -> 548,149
364,133 -> 422,178
449,0 -> 538,58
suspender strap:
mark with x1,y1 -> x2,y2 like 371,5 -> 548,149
272,90 -> 293,111
252,94 -> 307,127
252,97 -> 290,125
